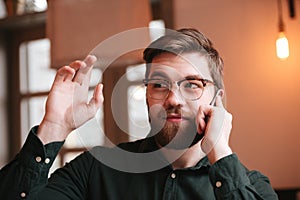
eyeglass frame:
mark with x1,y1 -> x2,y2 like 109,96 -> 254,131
142,78 -> 215,101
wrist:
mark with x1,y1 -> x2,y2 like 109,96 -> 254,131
37,119 -> 71,144
207,146 -> 232,164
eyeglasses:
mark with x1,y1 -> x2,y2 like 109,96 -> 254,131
143,78 -> 215,101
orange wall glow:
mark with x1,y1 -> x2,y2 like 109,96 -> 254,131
174,0 -> 300,189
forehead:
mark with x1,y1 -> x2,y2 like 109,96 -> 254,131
149,52 -> 212,80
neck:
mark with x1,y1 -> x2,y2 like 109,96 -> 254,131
159,141 -> 206,170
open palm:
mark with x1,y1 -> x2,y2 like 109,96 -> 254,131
38,55 -> 103,143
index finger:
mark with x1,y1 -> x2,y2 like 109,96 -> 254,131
73,55 -> 97,85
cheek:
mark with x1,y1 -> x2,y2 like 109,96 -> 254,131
147,99 -> 165,119
148,103 -> 167,133
186,102 -> 200,117
200,87 -> 215,104
186,89 -> 215,115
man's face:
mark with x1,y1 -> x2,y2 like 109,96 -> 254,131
146,52 -> 216,149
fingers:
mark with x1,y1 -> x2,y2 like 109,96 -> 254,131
196,89 -> 225,135
196,105 -> 211,134
73,55 -> 97,85
54,65 -> 76,83
54,55 -> 97,85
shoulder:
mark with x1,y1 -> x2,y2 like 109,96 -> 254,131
247,170 -> 272,184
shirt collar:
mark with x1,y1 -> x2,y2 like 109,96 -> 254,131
137,136 -> 211,170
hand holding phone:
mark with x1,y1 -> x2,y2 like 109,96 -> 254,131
196,89 -> 233,163
195,89 -> 223,140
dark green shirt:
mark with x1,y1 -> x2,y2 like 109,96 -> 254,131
0,126 -> 278,199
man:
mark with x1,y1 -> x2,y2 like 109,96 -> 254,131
0,28 -> 278,199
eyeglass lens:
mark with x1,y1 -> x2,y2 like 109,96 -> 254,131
146,79 -> 204,100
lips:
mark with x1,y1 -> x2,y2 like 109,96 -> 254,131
167,114 -> 181,119
156,108 -> 190,121
166,114 -> 183,122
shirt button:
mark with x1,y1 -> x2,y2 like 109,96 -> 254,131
35,156 -> 42,163
171,173 -> 176,179
20,192 -> 26,198
216,181 -> 222,188
45,158 -> 50,164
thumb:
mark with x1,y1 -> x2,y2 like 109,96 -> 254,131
87,83 -> 104,117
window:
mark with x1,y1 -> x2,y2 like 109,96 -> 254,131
19,39 -> 55,143
126,64 -> 150,141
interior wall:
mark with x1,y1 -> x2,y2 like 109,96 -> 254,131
0,33 -> 7,167
174,0 -> 300,189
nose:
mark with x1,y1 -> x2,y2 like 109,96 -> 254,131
163,89 -> 184,107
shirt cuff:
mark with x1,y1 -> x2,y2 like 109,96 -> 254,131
18,125 -> 64,170
209,153 -> 250,197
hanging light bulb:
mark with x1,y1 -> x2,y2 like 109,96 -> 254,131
276,0 -> 289,60
276,32 -> 289,59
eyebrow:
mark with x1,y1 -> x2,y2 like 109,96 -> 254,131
184,75 -> 203,80
149,72 -> 204,80
149,71 -> 169,79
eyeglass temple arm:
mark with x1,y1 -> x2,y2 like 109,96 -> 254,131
209,89 -> 222,106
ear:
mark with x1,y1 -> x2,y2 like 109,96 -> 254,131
218,89 -> 225,98
210,89 -> 224,106
219,89 -> 227,108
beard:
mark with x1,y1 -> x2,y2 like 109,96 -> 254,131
150,106 -> 204,150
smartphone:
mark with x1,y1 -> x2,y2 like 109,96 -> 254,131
209,89 -> 222,106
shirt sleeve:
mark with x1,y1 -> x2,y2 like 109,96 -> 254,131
209,153 -> 278,200
0,126 -> 64,200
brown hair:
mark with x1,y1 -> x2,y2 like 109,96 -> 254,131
143,28 -> 224,90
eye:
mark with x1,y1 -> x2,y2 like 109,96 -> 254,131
150,80 -> 169,89
183,80 -> 203,89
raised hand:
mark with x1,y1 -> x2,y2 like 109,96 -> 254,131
196,94 -> 233,164
37,55 -> 104,144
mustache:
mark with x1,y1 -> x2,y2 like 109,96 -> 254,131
157,106 -> 191,119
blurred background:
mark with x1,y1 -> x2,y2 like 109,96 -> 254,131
0,0 -> 299,199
